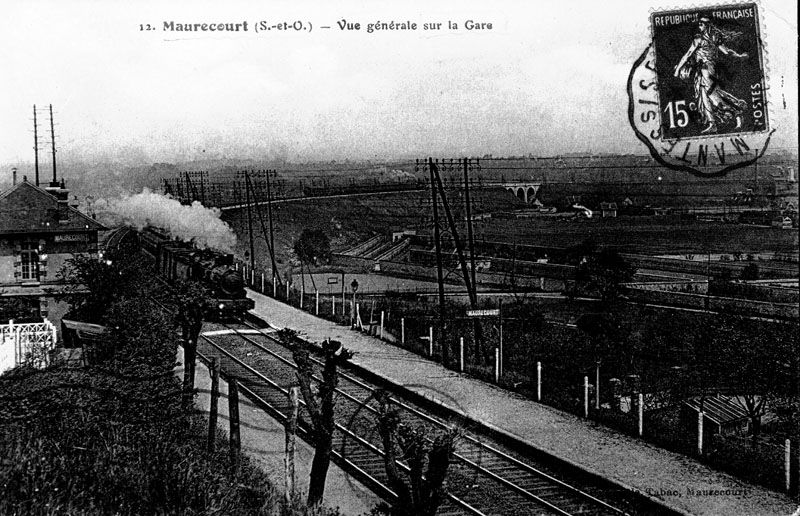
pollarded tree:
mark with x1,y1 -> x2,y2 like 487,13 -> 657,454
375,389 -> 457,516
281,329 -> 352,506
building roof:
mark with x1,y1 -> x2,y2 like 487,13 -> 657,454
0,180 -> 105,234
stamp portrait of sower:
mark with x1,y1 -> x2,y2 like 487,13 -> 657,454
648,3 -> 768,143
672,16 -> 749,134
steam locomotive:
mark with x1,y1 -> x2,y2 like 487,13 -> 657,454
137,227 -> 255,319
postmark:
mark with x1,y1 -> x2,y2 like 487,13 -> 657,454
629,3 -> 775,177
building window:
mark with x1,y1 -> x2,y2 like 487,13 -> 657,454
21,242 -> 40,280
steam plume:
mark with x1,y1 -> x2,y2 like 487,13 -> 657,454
93,189 -> 236,252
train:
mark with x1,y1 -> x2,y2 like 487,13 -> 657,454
131,227 -> 255,319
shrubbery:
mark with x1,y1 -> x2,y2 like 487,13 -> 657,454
0,257 -> 341,515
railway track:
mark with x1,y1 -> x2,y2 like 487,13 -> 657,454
193,318 -> 675,516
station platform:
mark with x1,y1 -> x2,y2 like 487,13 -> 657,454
247,289 -> 800,516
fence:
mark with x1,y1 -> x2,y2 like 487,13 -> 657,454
235,260 -> 799,497
0,319 -> 58,375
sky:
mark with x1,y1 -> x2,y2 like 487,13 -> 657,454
0,0 -> 797,166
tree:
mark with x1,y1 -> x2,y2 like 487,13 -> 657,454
717,317 -> 791,446
281,329 -> 352,506
574,247 -> 634,302
293,229 -> 332,267
172,281 -> 211,408
0,297 -> 39,322
59,252 -> 147,324
375,389 -> 457,516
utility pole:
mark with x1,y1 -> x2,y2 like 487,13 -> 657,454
33,105 -> 40,186
49,104 -> 57,184
431,161 -> 476,306
244,171 -> 256,271
429,158 -> 448,364
464,157 -> 477,295
249,172 -> 280,284
266,169 -> 280,285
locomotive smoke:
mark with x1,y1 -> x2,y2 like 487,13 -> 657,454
93,189 -> 237,252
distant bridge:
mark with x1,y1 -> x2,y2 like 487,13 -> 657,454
501,182 -> 542,204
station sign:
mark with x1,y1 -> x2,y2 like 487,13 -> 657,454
54,233 -> 88,242
327,277 -> 339,284
466,309 -> 500,317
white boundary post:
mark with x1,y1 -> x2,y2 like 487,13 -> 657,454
428,326 -> 433,356
273,275 -> 277,297
638,393 -> 644,437
494,348 -> 500,383
785,439 -> 791,493
380,311 -> 384,339
584,376 -> 589,417
459,337 -> 464,372
537,361 -> 542,401
401,318 -> 405,344
697,411 -> 704,454
315,290 -> 319,315
331,294 -> 336,316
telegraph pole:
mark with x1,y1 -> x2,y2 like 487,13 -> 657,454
244,171 -> 256,271
49,104 -> 57,184
266,169 -> 280,285
464,157 -> 477,295
33,105 -> 40,186
249,171 -> 280,284
429,158 -> 448,364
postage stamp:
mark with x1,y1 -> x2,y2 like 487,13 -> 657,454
628,2 -> 774,177
652,3 -> 768,139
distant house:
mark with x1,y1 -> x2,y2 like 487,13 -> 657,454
599,202 -> 618,218
0,178 -> 105,335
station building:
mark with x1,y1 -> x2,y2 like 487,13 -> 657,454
0,176 -> 105,334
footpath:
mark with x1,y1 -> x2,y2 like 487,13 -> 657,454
248,289 -> 800,516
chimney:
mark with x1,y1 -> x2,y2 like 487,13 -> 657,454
11,167 -> 17,185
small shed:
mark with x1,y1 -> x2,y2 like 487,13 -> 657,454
682,395 -> 750,436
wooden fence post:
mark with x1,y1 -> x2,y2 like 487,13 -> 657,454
595,362 -> 600,410
229,378 -> 241,467
286,387 -> 299,503
207,358 -> 220,453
